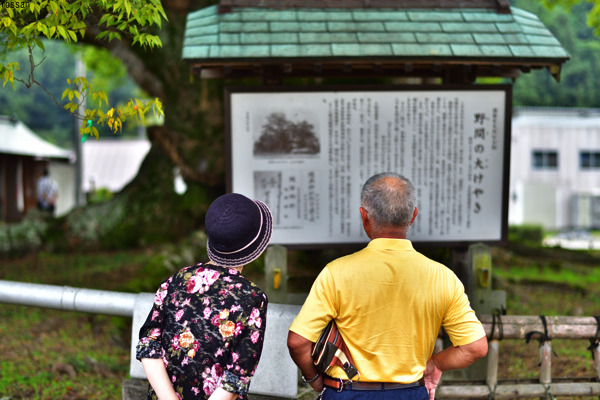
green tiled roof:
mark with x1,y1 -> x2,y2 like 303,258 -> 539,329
182,5 -> 569,61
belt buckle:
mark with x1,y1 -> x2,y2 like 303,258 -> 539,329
337,378 -> 344,393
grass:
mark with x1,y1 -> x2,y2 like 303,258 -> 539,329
491,244 -> 600,388
0,248 -> 160,399
2,242 -> 600,398
0,307 -> 129,399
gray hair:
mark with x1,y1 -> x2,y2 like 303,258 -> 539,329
360,172 -> 416,228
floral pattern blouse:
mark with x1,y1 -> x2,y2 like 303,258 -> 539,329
136,263 -> 268,400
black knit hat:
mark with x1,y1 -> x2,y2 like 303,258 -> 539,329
206,193 -> 273,268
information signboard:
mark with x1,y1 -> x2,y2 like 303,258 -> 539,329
226,86 -> 511,247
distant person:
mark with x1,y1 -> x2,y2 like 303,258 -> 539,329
137,193 -> 273,400
287,172 -> 487,400
37,168 -> 58,213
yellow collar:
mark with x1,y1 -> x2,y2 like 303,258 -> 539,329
367,238 -> 415,251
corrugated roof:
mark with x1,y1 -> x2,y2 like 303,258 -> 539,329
182,6 -> 568,62
0,117 -> 73,160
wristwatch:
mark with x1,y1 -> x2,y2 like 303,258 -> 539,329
301,372 -> 320,383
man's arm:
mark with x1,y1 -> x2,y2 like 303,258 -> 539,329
287,331 -> 323,392
423,336 -> 488,400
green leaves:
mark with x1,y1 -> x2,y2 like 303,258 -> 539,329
60,75 -> 164,140
0,0 -> 168,140
0,62 -> 19,89
0,0 -> 167,50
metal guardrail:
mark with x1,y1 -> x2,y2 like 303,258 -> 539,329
0,280 -> 301,399
3,280 -> 600,399
0,280 -> 136,317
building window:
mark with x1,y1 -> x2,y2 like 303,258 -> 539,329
580,151 -> 600,169
532,150 -> 558,169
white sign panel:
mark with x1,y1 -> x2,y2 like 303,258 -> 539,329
228,87 -> 509,246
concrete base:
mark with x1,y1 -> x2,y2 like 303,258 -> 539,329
122,378 -> 149,400
122,379 -> 321,400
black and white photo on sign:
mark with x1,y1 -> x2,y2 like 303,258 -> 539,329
253,110 -> 320,157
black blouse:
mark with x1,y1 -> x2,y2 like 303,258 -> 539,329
136,263 -> 268,400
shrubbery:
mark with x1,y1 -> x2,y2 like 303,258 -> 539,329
508,224 -> 544,245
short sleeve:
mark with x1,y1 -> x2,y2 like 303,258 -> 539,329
221,294 -> 268,396
442,277 -> 486,347
135,279 -> 169,360
289,266 -> 337,342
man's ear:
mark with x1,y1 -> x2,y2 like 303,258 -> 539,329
359,207 -> 372,239
410,207 -> 418,226
359,207 -> 368,224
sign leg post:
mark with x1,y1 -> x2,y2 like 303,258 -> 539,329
265,245 -> 288,304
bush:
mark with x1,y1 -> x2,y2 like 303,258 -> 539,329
509,224 -> 544,245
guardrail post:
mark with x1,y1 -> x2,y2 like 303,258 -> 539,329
594,346 -> 600,381
486,339 -> 499,389
540,341 -> 552,385
434,338 -> 443,355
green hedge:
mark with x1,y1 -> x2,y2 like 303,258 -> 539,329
509,224 -> 544,245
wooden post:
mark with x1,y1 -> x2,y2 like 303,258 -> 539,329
540,341 -> 552,385
265,245 -> 288,304
594,346 -> 600,381
462,243 -> 493,381
486,340 -> 499,389
469,243 -> 493,315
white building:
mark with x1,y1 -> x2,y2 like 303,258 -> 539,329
82,138 -> 151,193
509,107 -> 600,230
0,116 -> 75,221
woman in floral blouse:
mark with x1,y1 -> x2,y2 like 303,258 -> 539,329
137,193 -> 273,400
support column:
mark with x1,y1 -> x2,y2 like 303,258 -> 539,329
265,245 -> 288,304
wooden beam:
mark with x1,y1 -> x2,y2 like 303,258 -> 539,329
475,316 -> 600,340
438,382 -> 600,399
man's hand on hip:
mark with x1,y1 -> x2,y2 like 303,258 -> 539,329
424,358 -> 442,400
309,375 -> 324,393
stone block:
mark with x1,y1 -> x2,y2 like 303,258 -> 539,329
130,293 -> 155,380
122,378 -> 148,400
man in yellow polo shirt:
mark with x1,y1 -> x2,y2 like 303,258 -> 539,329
287,172 -> 487,400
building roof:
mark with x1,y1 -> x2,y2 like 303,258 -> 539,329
513,107 -> 600,128
182,5 -> 568,81
217,0 -> 510,11
0,116 -> 73,160
82,138 -> 151,192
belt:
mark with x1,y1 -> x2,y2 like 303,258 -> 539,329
323,375 -> 425,392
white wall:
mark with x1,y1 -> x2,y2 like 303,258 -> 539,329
510,110 -> 600,229
49,161 -> 75,217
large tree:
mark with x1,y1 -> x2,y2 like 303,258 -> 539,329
1,0 -> 227,248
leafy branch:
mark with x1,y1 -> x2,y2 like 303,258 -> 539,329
0,0 -> 168,139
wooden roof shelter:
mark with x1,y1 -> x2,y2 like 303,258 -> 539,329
181,0 -> 569,83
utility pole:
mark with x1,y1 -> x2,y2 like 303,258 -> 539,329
72,50 -> 86,207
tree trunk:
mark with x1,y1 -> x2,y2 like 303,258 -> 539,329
67,0 -> 229,248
